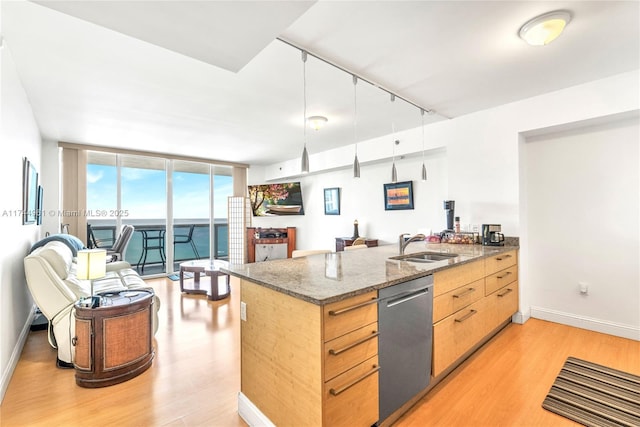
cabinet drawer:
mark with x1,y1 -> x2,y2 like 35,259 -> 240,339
433,279 -> 485,323
324,323 -> 378,381
323,291 -> 377,341
433,259 -> 485,297
433,297 -> 490,377
323,355 -> 379,427
485,265 -> 518,295
484,250 -> 517,276
488,281 -> 519,328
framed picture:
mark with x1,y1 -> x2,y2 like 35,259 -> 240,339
248,182 -> 305,216
324,187 -> 340,215
383,181 -> 414,210
22,158 -> 38,225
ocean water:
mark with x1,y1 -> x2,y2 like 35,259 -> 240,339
89,220 -> 228,268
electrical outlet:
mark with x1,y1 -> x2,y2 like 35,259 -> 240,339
240,301 -> 247,321
579,281 -> 588,295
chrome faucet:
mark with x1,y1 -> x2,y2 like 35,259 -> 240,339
399,233 -> 426,255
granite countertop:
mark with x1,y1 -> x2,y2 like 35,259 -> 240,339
224,242 -> 518,305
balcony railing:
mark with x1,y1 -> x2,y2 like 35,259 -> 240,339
88,220 -> 229,275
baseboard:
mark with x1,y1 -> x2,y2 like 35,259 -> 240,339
238,392 -> 275,427
530,306 -> 640,341
1,304 -> 38,403
512,309 -> 529,325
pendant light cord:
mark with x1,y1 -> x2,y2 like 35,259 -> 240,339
302,51 -> 307,145
353,75 -> 358,153
391,94 -> 396,162
421,108 -> 425,162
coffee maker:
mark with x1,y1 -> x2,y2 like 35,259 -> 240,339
443,200 -> 455,231
482,224 -> 504,246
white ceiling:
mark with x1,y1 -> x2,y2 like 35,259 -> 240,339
2,1 -> 639,166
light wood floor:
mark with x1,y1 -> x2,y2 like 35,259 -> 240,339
2,277 -> 638,426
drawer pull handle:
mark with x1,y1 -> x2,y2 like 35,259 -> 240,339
497,288 -> 513,298
329,332 -> 379,356
453,288 -> 475,299
495,254 -> 512,261
455,309 -> 477,323
328,298 -> 378,316
496,272 -> 512,279
71,337 -> 77,346
329,365 -> 380,396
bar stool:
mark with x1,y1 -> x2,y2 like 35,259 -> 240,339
137,229 -> 166,274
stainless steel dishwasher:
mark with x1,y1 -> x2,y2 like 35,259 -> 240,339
378,275 -> 434,423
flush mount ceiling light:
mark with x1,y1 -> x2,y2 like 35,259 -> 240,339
307,115 -> 328,131
519,10 -> 571,46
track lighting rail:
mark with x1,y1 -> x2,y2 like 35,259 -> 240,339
277,37 -> 448,120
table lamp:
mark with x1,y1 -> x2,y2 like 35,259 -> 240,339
77,249 -> 107,308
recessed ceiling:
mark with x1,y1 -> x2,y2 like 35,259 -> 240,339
31,0 -> 316,72
2,1 -> 638,166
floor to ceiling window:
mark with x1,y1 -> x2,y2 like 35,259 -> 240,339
212,167 -> 233,259
172,160 -> 210,271
86,152 -> 118,251
121,155 -> 168,274
87,152 -> 233,277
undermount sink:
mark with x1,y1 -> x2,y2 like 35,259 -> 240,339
390,252 -> 459,263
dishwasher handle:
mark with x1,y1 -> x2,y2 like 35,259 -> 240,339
384,288 -> 430,308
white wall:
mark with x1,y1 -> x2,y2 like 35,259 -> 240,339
523,115 -> 639,338
253,70 -> 640,339
40,140 -> 61,236
250,150 -> 448,251
0,42 -> 43,400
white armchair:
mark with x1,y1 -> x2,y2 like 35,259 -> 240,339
24,240 -> 160,367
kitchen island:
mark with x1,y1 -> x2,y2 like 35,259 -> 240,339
226,242 -> 519,427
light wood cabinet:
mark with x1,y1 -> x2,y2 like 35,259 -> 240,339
239,250 -> 518,426
488,281 -> 519,327
322,290 -> 379,426
323,291 -> 377,340
432,251 -> 519,377
324,355 -> 379,426
485,250 -> 517,275
485,264 -> 518,295
433,278 -> 485,323
324,323 -> 378,381
433,297 -> 491,376
433,258 -> 485,297
240,281 -> 378,427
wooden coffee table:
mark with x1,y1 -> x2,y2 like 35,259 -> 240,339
179,259 -> 230,301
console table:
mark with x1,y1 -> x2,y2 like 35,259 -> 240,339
335,237 -> 378,252
247,227 -> 296,263
73,289 -> 154,388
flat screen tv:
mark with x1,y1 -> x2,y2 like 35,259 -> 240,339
248,182 -> 305,216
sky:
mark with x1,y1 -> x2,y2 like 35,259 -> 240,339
87,164 -> 233,220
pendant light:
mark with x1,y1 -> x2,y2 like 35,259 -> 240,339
420,109 -> 427,181
352,75 -> 360,178
300,50 -> 309,174
390,94 -> 397,183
